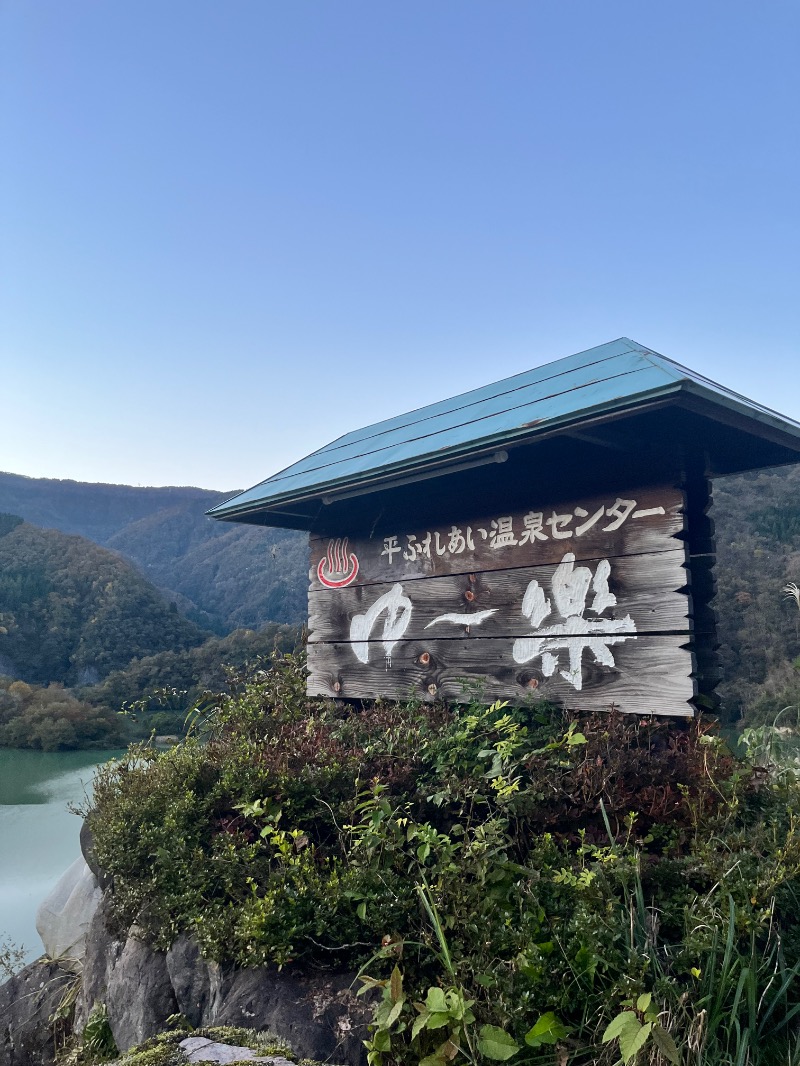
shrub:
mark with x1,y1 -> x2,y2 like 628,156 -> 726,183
86,654 -> 800,1065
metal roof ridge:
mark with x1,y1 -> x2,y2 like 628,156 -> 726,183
322,337 -> 638,447
209,378 -> 687,517
207,338 -> 645,515
208,337 -> 800,521
206,430 -> 358,514
635,344 -> 800,430
290,343 -> 640,463
227,359 -> 660,494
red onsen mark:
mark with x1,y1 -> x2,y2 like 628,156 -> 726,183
317,537 -> 359,588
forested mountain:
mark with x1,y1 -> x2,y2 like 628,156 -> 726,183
0,515 -> 206,686
714,463 -> 800,723
0,473 -> 216,543
0,512 -> 304,749
0,472 -> 307,632
105,508 -> 306,632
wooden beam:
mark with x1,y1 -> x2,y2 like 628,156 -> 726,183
308,634 -> 696,716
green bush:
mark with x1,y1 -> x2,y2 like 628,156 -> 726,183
86,654 -> 800,1065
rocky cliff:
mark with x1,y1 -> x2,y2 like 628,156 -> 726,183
0,830 -> 370,1066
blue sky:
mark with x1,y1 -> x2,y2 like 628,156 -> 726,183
2,1 -> 798,490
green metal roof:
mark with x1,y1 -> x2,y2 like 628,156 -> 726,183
209,337 -> 800,523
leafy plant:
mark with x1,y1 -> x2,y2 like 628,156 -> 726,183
602,993 -> 678,1064
740,721 -> 800,778
81,1003 -> 118,1062
359,883 -> 527,1066
0,934 -> 25,979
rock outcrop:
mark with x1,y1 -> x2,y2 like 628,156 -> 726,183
35,856 -> 102,967
178,1036 -> 295,1065
75,891 -> 371,1066
0,960 -> 74,1066
1,836 -> 372,1066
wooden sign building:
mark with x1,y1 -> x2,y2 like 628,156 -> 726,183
209,338 -> 800,717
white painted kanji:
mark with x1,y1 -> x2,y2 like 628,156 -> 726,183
350,583 -> 413,666
376,494 -> 667,568
512,553 -> 636,690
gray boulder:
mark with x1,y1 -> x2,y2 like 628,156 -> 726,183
78,892 -> 372,1066
178,1037 -> 294,1066
77,897 -> 178,1052
165,935 -> 213,1028
104,930 -> 178,1051
208,966 -> 369,1064
35,857 -> 102,967
0,960 -> 74,1066
76,891 -> 125,1032
79,821 -> 112,890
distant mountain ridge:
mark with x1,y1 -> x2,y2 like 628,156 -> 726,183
0,472 -> 221,542
0,472 -> 308,633
0,516 -> 206,686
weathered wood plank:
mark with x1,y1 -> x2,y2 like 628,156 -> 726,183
308,548 -> 690,643
307,634 -> 696,716
309,484 -> 685,591
307,482 -> 694,715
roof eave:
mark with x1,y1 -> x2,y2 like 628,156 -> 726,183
677,378 -> 800,450
207,383 -> 687,522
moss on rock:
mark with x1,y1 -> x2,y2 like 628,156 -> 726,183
110,1027 -> 296,1066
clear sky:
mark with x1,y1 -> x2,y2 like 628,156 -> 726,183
2,1 -> 798,491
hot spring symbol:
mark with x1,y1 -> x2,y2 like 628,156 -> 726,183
317,537 -> 359,588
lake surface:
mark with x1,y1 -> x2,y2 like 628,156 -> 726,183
0,748 -> 121,964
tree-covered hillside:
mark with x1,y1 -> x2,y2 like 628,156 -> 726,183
82,624 -> 302,728
0,677 -> 122,750
105,507 -> 306,632
714,463 -> 800,723
0,515 -> 206,686
0,512 -> 304,748
0,472 -> 217,543
0,472 -> 307,631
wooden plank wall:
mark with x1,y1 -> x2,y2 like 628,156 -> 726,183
307,483 -> 696,715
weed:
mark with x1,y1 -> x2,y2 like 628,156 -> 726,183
0,934 -> 25,979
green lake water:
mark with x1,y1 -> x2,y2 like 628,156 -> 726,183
0,748 -> 121,964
